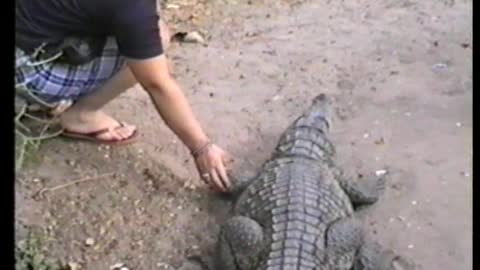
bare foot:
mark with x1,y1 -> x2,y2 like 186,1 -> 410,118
60,108 -> 137,141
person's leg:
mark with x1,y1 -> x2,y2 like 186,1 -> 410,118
60,19 -> 171,141
59,66 -> 138,140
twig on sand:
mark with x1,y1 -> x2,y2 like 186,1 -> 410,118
33,172 -> 115,201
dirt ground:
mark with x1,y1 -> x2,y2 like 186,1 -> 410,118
15,0 -> 472,269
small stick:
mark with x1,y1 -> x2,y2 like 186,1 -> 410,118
33,172 -> 115,200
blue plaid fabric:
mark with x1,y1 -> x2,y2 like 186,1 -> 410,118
15,38 -> 125,103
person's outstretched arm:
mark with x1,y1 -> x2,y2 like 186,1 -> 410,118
128,55 -> 232,192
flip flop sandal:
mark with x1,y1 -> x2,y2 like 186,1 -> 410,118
62,122 -> 139,145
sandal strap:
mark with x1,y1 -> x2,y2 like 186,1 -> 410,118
64,122 -> 126,137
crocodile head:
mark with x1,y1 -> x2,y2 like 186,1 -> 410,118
273,93 -> 336,160
291,93 -> 334,134
305,93 -> 335,130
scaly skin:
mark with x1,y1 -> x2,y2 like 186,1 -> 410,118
179,94 -> 414,270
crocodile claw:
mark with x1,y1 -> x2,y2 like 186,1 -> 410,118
391,255 -> 417,270
177,256 -> 211,270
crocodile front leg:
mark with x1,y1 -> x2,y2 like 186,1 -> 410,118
216,216 -> 265,270
353,241 -> 416,270
333,168 -> 387,208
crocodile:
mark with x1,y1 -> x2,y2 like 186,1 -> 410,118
180,94 -> 414,270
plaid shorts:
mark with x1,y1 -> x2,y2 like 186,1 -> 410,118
15,37 -> 125,104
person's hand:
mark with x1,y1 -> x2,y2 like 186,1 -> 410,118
193,142 -> 233,193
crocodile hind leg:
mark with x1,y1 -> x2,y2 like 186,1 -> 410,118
324,216 -> 364,269
353,241 -> 416,270
228,175 -> 253,197
334,168 -> 387,208
216,216 -> 264,270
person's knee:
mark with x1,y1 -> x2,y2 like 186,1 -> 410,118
159,19 -> 171,50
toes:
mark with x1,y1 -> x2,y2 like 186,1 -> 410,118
96,124 -> 136,141
96,129 -> 115,141
117,124 -> 136,139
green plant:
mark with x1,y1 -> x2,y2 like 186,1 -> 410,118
15,230 -> 63,270
15,85 -> 63,172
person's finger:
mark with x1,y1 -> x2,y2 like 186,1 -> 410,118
210,169 -> 226,192
216,161 -> 231,191
200,172 -> 210,184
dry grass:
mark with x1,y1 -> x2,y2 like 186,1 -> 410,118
15,85 -> 63,171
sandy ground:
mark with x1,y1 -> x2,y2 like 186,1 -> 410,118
15,0 -> 472,269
